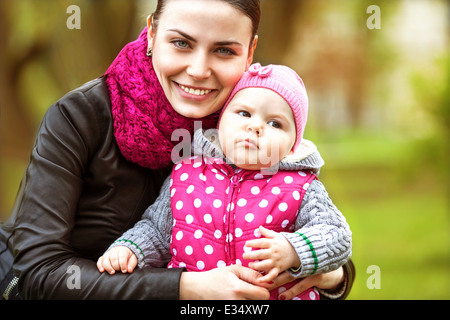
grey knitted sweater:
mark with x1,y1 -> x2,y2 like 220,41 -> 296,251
109,130 -> 352,278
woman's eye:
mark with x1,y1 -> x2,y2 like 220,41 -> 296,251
217,47 -> 235,56
268,120 -> 281,129
238,111 -> 251,117
172,40 -> 190,49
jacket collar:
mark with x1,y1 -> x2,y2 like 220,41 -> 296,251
191,129 -> 324,175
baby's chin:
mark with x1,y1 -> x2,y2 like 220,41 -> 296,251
233,161 -> 280,173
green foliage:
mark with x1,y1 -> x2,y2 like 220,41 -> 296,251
319,133 -> 449,299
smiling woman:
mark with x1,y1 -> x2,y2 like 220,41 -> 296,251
147,0 -> 258,118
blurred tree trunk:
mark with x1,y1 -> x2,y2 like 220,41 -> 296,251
0,1 -> 38,158
0,0 -> 139,219
256,0 -> 305,65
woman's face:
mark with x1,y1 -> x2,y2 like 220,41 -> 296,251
148,0 -> 257,119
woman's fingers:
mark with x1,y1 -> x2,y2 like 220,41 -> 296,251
180,265 -> 270,300
228,265 -> 271,300
278,276 -> 313,300
269,271 -> 293,289
257,268 -> 280,284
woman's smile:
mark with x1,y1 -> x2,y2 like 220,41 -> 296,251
178,85 -> 212,96
174,82 -> 216,100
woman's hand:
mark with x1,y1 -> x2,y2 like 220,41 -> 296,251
268,266 -> 345,300
179,265 -> 270,300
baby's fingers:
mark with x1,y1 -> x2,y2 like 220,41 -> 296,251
97,256 -> 105,273
127,253 -> 138,273
102,254 -> 117,275
245,238 -> 271,250
258,226 -> 278,239
243,247 -> 270,261
119,249 -> 131,273
258,268 -> 280,284
249,258 -> 273,272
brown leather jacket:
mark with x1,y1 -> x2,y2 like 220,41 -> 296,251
1,78 -> 354,299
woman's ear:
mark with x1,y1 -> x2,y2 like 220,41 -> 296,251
246,35 -> 259,70
147,15 -> 155,49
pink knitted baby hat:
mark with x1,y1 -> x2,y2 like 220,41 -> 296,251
223,63 -> 308,153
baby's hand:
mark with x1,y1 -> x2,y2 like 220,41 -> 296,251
243,226 -> 300,283
97,246 -> 138,275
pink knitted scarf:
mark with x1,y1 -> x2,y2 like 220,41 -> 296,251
104,29 -> 219,169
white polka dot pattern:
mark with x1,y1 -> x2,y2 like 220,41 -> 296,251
168,157 -> 318,300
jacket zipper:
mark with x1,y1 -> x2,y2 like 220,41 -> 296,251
225,171 -> 242,265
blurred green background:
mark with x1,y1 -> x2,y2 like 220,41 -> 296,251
0,0 -> 448,299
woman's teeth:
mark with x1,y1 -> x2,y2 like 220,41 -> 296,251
179,84 -> 212,96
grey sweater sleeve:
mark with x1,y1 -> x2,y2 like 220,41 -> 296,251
107,176 -> 174,269
282,179 -> 352,277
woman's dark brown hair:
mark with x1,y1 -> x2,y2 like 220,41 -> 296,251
150,0 -> 261,44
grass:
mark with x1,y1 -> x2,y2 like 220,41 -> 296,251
317,134 -> 450,299
343,185 -> 448,299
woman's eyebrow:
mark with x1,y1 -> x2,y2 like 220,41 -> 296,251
167,29 -> 196,42
166,28 -> 243,47
215,40 -> 243,47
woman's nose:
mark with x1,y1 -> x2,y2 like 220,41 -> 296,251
186,51 -> 211,80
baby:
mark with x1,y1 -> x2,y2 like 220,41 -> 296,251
98,63 -> 352,300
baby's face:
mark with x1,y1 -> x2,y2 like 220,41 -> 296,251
218,87 -> 296,170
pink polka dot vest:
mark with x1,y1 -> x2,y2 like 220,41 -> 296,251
168,156 -> 320,300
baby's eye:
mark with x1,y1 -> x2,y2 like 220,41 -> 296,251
268,120 -> 281,129
238,111 -> 251,117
